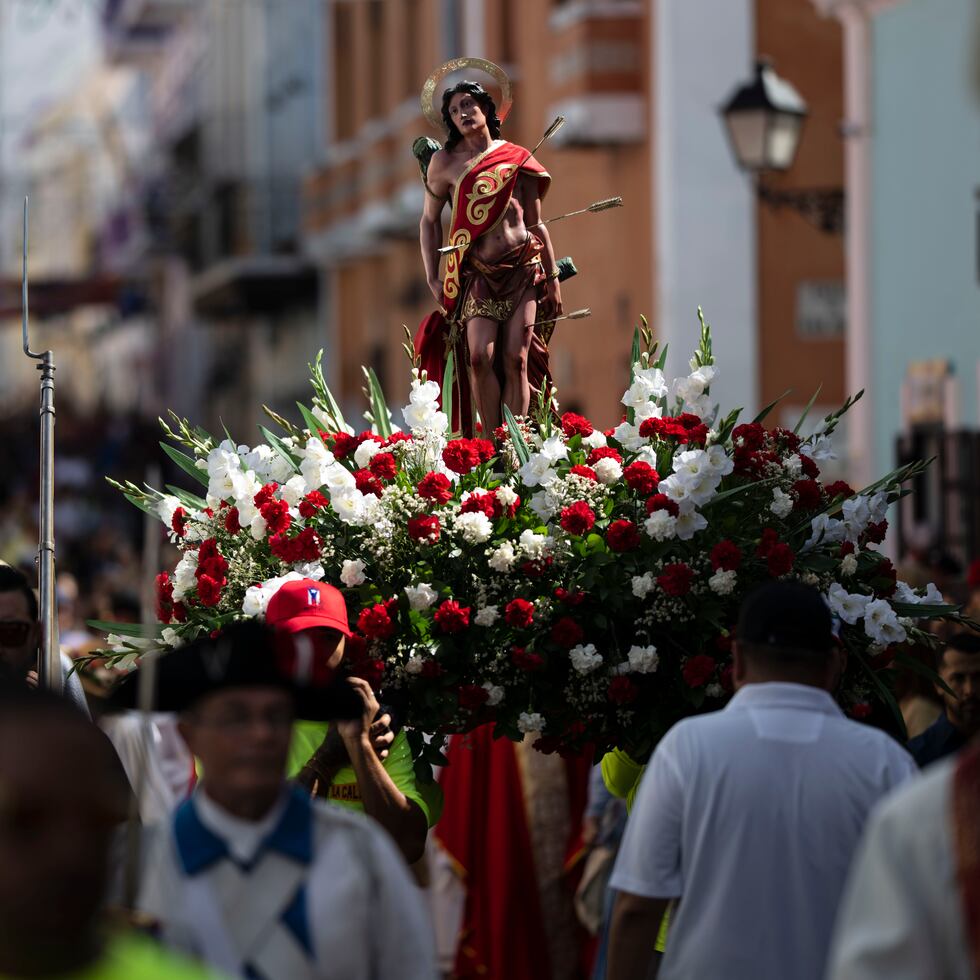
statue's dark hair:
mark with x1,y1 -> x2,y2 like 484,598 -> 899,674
441,81 -> 502,151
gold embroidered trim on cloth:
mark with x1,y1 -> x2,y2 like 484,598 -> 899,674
461,295 -> 515,321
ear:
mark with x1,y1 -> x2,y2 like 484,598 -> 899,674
732,642 -> 748,690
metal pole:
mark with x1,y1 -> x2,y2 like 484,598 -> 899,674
21,198 -> 60,692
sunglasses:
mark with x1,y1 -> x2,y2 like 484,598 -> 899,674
0,621 -> 33,646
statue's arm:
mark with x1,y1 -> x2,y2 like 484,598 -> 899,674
419,152 -> 451,306
522,175 -> 563,318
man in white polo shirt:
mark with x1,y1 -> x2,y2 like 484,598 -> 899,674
607,581 -> 917,980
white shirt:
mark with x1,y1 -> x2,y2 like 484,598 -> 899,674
826,758 -> 971,980
610,682 -> 917,980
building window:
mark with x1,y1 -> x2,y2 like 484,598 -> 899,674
441,0 -> 462,59
368,0 -> 384,120
405,0 -> 420,97
333,3 -> 354,140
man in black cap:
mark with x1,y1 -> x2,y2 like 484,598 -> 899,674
607,581 -> 916,980
110,621 -> 436,979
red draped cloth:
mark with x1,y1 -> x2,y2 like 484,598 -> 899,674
416,141 -> 554,434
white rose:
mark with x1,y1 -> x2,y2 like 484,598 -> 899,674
593,457 -> 623,484
708,569 -> 737,595
770,488 -> 794,519
826,582 -> 871,625
475,606 -> 499,627
340,559 -> 367,587
518,711 -> 546,734
863,598 -> 907,645
632,572 -> 655,599
455,511 -> 493,544
627,644 -> 659,674
569,643 -> 603,674
482,683 -> 505,706
404,583 -> 438,610
488,542 -> 517,573
644,510 -> 677,541
353,440 -> 383,468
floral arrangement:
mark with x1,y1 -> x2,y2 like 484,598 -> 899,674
101,312 -> 962,766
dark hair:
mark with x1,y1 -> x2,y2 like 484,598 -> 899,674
939,630 -> 980,667
0,564 -> 38,622
737,581 -> 834,663
441,81 -> 502,151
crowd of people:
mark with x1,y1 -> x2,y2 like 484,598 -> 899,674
0,547 -> 978,978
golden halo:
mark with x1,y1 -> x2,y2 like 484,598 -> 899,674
420,58 -> 513,132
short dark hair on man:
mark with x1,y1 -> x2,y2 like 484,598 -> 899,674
441,80 -> 502,151
939,630 -> 980,667
737,581 -> 834,664
0,564 -> 38,622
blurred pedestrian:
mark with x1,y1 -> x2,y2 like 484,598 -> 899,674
827,737 -> 980,979
907,631 -> 980,767
606,582 -> 917,980
113,621 -> 437,979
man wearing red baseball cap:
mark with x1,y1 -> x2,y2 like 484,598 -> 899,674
267,579 -> 441,864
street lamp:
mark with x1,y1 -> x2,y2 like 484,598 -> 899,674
720,59 -> 845,234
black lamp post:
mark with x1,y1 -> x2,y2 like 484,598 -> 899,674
720,60 -> 845,235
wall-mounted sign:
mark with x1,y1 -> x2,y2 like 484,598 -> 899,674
796,280 -> 846,339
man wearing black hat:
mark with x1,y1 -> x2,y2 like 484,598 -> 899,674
606,581 -> 917,980
114,621 -> 436,979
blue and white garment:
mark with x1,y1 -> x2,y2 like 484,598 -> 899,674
139,784 -> 437,980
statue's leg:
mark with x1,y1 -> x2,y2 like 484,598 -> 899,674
501,287 -> 537,419
466,315 -> 502,435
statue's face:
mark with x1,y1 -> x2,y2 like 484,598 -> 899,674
447,92 -> 487,134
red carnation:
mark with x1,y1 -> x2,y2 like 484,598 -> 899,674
369,452 -> 398,481
873,558 -> 898,598
824,480 -> 854,500
551,617 -> 584,649
417,472 -> 453,504
799,454 -> 820,478
607,520 -> 640,553
756,528 -> 781,558
354,469 -> 383,498
408,514 -> 440,543
646,494 -> 680,517
554,587 -> 586,607
253,483 -> 279,508
710,540 -> 742,572
442,438 -> 481,475
461,492 -> 499,520
435,599 -> 471,633
298,490 -> 329,519
171,601 -> 187,623
767,543 -> 795,577
224,506 -> 242,534
357,604 -> 395,640
587,447 -> 622,466
792,479 -> 823,511
561,412 -> 594,438
504,598 -> 535,628
511,646 -> 544,671
472,438 -> 497,464
569,464 -> 598,482
560,501 -> 596,536
327,431 -> 358,459
155,572 -> 175,623
419,658 -> 444,679
863,520 -> 888,545
623,461 -> 660,495
196,574 -> 223,608
260,498 -> 292,535
849,702 -> 872,720
171,507 -> 189,538
682,654 -> 716,688
658,562 -> 694,597
291,527 -> 322,562
732,423 -> 766,450
608,676 -> 639,705
839,540 -> 856,558
196,539 -> 228,582
385,431 -> 412,448
458,684 -> 490,712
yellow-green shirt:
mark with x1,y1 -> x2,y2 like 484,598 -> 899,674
287,721 -> 443,827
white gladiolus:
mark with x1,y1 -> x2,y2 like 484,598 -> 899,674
826,583 -> 871,625
705,444 -> 734,476
279,474 -> 310,507
644,510 -> 678,541
632,572 -> 655,598
863,598 -> 907,645
569,643 -> 603,674
593,457 -> 623,484
518,711 -> 546,733
404,583 -> 439,610
340,559 -> 367,587
520,454 -> 557,488
804,513 -> 846,551
627,644 -> 659,673
475,606 -> 499,627
206,444 -> 243,498
611,420 -> 647,452
708,569 -> 737,595
770,488 -> 794,519
455,511 -> 493,544
582,430 -> 608,450
156,494 -> 182,529
808,433 -> 837,462
675,509 -> 708,541
539,436 -> 569,464
482,683 -> 505,706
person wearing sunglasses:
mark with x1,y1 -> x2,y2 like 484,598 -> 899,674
0,563 -> 88,714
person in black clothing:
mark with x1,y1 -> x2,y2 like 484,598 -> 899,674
908,631 -> 980,767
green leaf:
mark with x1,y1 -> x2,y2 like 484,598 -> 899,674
165,485 -> 208,511
503,404 -> 531,465
889,601 -> 961,618
441,350 -> 456,437
627,326 -> 641,424
160,442 -> 210,488
297,403 -> 328,443
793,384 -> 823,435
86,619 -> 163,638
257,426 -> 301,474
752,390 -> 792,425
852,649 -> 906,739
123,492 -> 159,517
365,367 -> 393,439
